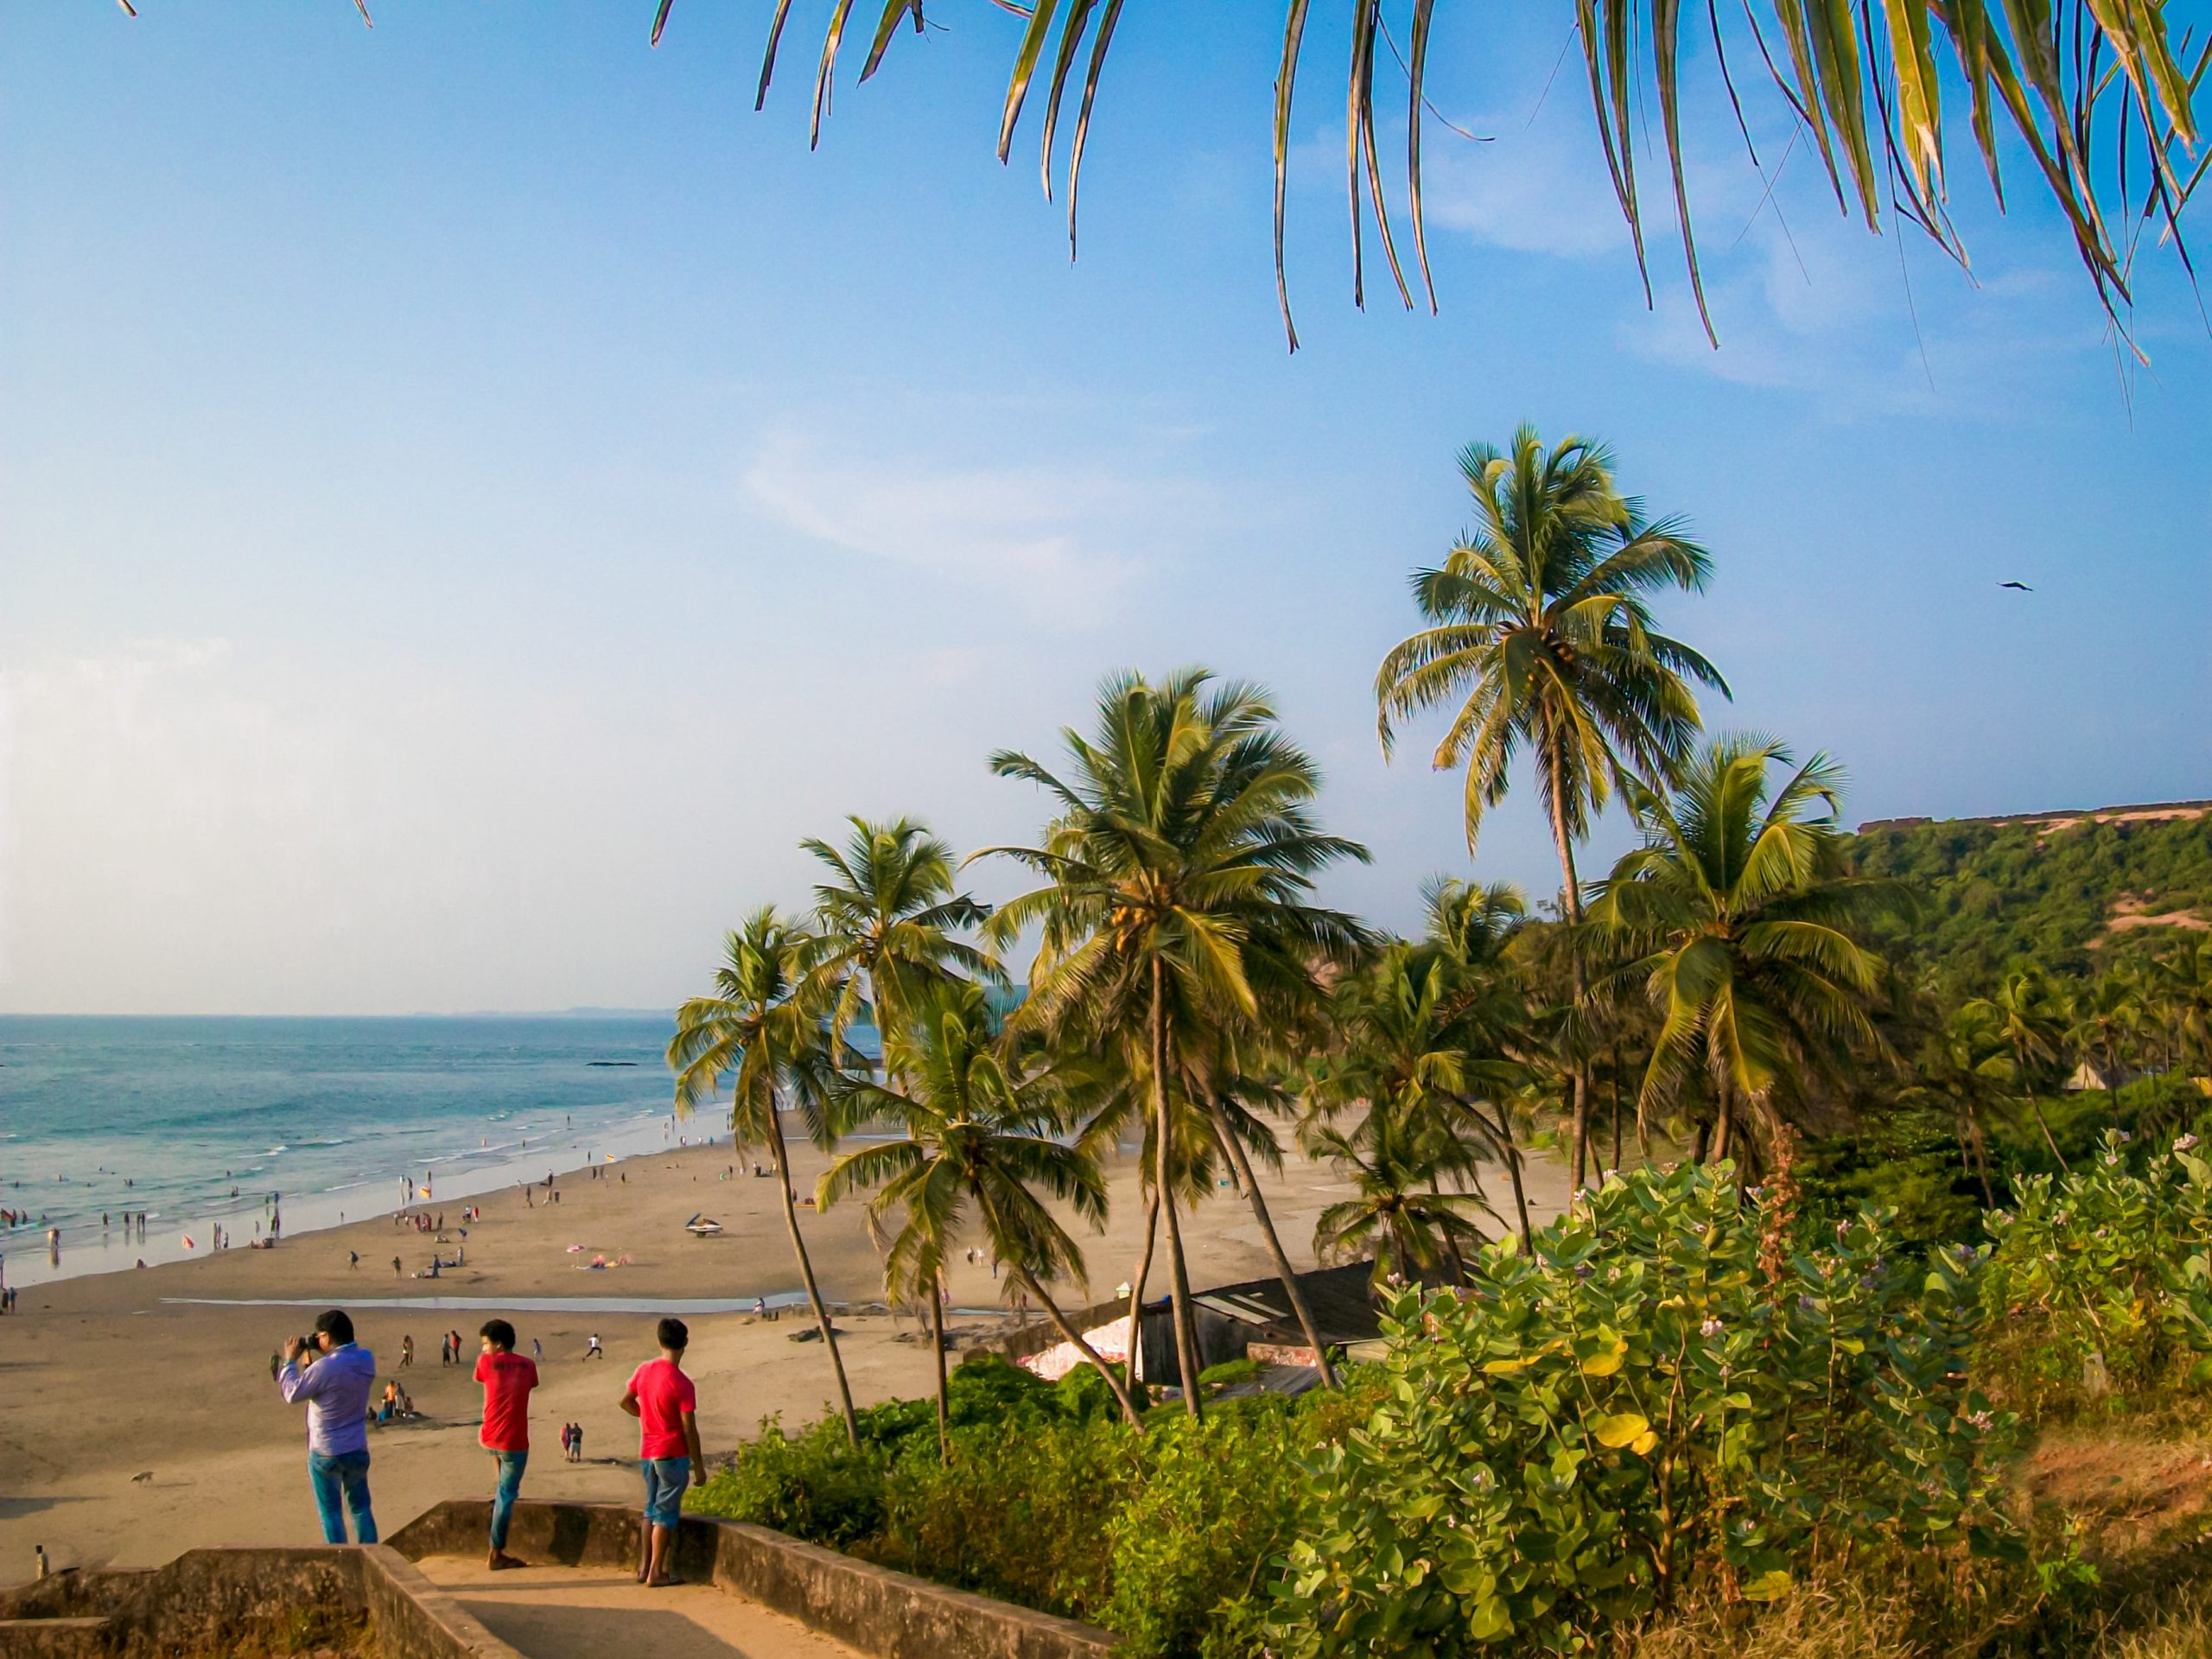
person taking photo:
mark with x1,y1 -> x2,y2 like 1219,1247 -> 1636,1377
276,1309 -> 378,1544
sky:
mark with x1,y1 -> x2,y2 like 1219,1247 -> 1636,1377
3,2 -> 2207,1016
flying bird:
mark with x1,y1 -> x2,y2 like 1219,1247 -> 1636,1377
1999,581 -> 2033,591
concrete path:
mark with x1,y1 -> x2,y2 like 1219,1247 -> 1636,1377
413,1554 -> 863,1659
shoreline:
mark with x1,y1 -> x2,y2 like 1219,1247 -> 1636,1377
0,1109 -> 733,1293
0,1126 -> 1569,1578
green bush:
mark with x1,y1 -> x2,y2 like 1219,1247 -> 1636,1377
687,1411 -> 892,1545
1268,1160 -> 2018,1656
1981,1128 -> 2212,1414
689,1350 -> 1351,1658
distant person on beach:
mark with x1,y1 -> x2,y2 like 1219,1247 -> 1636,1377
585,1333 -> 603,1361
620,1317 -> 704,1586
474,1319 -> 537,1571
401,1334 -> 414,1368
531,1337 -> 542,1361
392,1256 -> 402,1277
276,1309 -> 378,1545
349,1251 -> 358,1270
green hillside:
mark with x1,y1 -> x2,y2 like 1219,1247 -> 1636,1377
1847,802 -> 2212,995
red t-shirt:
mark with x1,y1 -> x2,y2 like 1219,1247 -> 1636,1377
474,1351 -> 538,1452
627,1357 -> 697,1460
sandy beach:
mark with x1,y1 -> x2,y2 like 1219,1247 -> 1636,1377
0,1128 -> 1567,1579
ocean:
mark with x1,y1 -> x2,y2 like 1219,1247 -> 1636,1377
0,1014 -> 731,1289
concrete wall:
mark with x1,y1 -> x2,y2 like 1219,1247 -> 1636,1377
389,1500 -> 1119,1659
0,1547 -> 520,1659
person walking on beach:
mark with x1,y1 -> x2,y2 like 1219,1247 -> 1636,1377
620,1318 -> 703,1586
276,1309 -> 378,1545
569,1421 -> 583,1462
584,1332 -> 603,1361
401,1334 -> 414,1369
474,1319 -> 537,1571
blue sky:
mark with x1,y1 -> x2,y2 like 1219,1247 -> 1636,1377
3,2 -> 2207,1014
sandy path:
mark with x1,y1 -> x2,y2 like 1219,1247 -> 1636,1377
0,1130 -> 1567,1580
414,1556 -> 860,1659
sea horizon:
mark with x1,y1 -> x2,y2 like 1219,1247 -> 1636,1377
0,1013 -> 743,1292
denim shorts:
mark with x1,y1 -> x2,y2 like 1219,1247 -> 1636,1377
640,1456 -> 688,1529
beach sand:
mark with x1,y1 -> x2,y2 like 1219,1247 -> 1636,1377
0,1131 -> 1568,1579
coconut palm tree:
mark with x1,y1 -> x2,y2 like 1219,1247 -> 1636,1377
1376,427 -> 1726,1190
1306,1102 -> 1494,1287
1972,967 -> 2075,1173
802,816 -> 1002,1072
2071,969 -> 2144,1087
1902,999 -> 2017,1205
1312,938 -> 1538,1252
1584,735 -> 1905,1168
817,980 -> 1145,1439
1420,877 -> 1541,1240
667,907 -> 861,1446
980,668 -> 1373,1416
635,3 -> 2195,353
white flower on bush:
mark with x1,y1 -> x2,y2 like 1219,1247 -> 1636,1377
2178,1134 -> 2201,1153
1700,1318 -> 1725,1339
1967,1408 -> 1995,1431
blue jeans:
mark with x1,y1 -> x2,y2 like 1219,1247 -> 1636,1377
308,1450 -> 378,1544
489,1450 -> 529,1550
640,1457 -> 688,1529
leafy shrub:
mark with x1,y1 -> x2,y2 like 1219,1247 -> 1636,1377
1269,1160 -> 2018,1656
686,1411 -> 892,1545
690,1350 -> 1351,1657
1982,1129 -> 2212,1414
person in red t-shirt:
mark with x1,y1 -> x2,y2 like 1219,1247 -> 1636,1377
620,1316 -> 704,1586
474,1319 -> 539,1570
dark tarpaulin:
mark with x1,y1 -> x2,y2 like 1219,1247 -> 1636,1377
1136,1261 -> 1380,1389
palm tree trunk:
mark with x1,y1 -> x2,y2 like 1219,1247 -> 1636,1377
1711,1097 -> 1733,1165
766,1107 -> 860,1447
1542,745 -> 1592,1198
1427,1177 -> 1468,1283
1207,1098 -> 1338,1387
1123,1184 -> 1160,1389
1608,1065 -> 1623,1172
1151,959 -> 1203,1419
1469,1099 -> 1535,1252
930,1272 -> 950,1465
1956,1104 -> 1995,1207
1007,1264 -> 1146,1431
2024,1093 -> 2070,1174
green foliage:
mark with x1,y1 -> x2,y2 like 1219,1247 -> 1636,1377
1850,813 -> 2212,997
1269,1161 -> 2017,1656
690,1351 -> 1344,1659
1981,1129 -> 2212,1414
688,1411 -> 891,1546
1794,1103 -> 1985,1252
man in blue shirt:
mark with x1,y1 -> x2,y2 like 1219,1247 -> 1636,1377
276,1308 -> 379,1544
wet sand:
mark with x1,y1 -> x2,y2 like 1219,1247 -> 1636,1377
0,1131 -> 1567,1577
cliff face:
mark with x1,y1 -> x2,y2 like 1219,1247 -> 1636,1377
1845,804 -> 2212,993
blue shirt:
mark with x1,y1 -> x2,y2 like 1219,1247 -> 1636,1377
278,1342 -> 377,1456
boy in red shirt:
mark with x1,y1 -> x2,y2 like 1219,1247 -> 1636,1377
620,1316 -> 704,1586
474,1319 -> 538,1570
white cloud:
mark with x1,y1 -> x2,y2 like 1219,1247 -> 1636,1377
740,430 -> 1160,618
